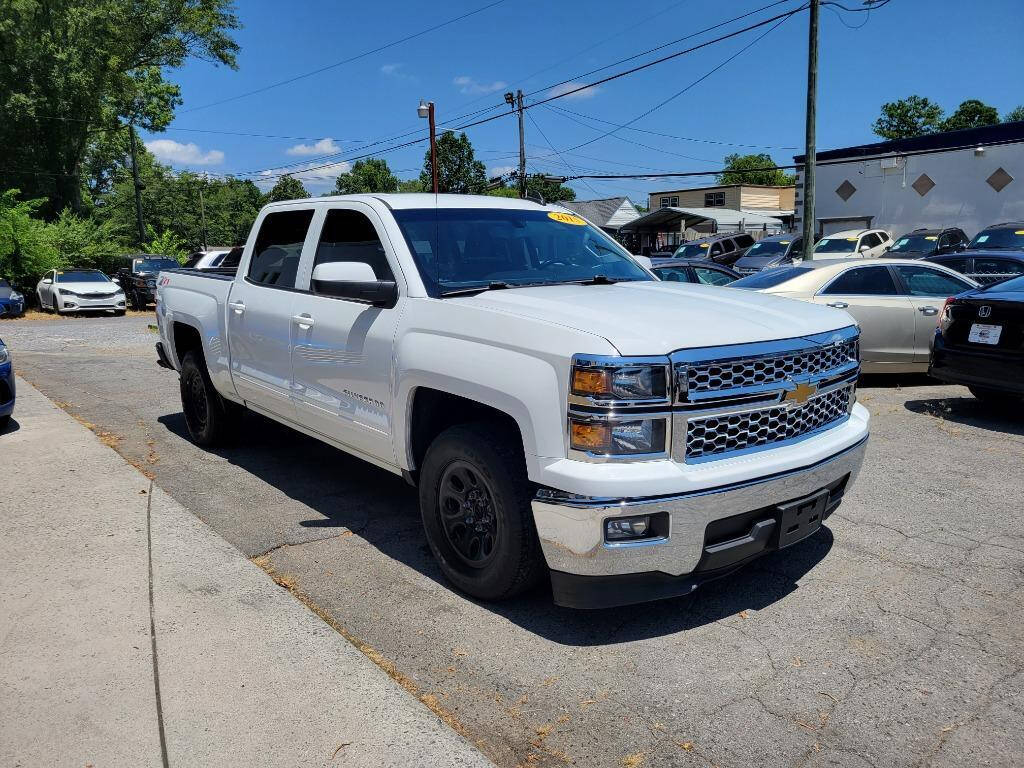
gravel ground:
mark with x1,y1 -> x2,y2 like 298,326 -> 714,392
3,313 -> 1023,768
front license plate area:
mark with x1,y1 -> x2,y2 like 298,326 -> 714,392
968,323 -> 1002,345
777,488 -> 829,549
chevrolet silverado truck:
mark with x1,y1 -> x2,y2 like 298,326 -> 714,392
155,195 -> 869,608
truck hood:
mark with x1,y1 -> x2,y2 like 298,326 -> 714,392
456,281 -> 853,355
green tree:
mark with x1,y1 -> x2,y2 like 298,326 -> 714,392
1005,105 -> 1024,123
397,178 -> 426,193
420,132 -> 487,194
872,95 -> 945,139
0,190 -> 62,293
265,175 -> 310,203
718,154 -> 794,186
522,173 -> 576,203
45,209 -> 125,273
941,99 -> 1000,132
333,158 -> 399,195
146,229 -> 187,261
0,0 -> 240,217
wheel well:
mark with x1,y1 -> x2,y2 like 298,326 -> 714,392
172,322 -> 203,365
409,388 -> 523,473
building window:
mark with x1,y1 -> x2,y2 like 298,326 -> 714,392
704,191 -> 725,207
660,197 -> 670,208
670,196 -> 679,207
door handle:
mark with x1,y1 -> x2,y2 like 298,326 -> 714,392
826,301 -> 849,309
291,313 -> 315,328
918,306 -> 939,316
228,300 -> 245,315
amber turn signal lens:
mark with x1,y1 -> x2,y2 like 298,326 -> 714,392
570,421 -> 610,451
572,368 -> 610,395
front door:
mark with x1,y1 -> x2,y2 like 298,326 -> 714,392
891,263 -> 976,363
289,205 -> 402,461
814,265 -> 915,366
227,208 -> 315,419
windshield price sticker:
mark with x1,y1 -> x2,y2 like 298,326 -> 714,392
1015,230 -> 1024,235
548,212 -> 586,226
925,236 -> 938,241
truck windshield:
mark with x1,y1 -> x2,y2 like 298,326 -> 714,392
392,208 -> 650,296
135,258 -> 179,272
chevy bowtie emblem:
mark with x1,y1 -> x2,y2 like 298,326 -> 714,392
783,381 -> 818,405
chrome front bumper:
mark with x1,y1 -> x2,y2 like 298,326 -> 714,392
532,436 -> 867,582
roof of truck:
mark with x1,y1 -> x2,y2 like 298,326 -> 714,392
263,193 -> 554,211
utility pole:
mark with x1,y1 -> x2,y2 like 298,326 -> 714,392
198,186 -> 208,250
801,0 -> 819,259
128,123 -> 146,247
516,90 -> 527,199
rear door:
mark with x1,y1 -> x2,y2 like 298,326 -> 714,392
814,265 -> 915,366
891,263 -> 976,363
227,208 -> 315,419
289,204 -> 403,461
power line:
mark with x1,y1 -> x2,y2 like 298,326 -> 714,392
179,0 -> 510,114
525,110 -> 601,197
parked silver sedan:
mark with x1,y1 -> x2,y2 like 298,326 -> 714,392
730,258 -> 977,373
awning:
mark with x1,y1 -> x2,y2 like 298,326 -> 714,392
620,206 -> 783,233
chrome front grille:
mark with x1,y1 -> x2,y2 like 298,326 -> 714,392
685,385 -> 853,460
683,338 -> 858,394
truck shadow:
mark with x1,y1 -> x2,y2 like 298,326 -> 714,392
158,409 -> 834,645
904,394 -> 1024,435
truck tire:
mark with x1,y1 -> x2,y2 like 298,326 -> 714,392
418,423 -> 543,601
179,351 -> 237,446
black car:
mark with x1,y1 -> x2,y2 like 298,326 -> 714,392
925,251 -> 1024,286
887,227 -> 969,259
963,222 -> 1024,253
732,234 -> 804,275
649,258 -> 740,286
672,232 -> 756,267
930,274 -> 1024,404
115,254 -> 181,310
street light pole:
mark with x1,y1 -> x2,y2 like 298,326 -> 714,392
418,100 -> 438,194
516,90 -> 526,199
801,0 -> 819,260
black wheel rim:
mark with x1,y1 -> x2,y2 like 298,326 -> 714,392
438,460 -> 499,568
185,371 -> 209,434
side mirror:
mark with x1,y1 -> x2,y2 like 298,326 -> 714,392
111,277 -> 121,286
41,278 -> 52,285
311,261 -> 397,308
859,245 -> 870,253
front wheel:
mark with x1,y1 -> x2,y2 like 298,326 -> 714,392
418,423 -> 543,601
113,310 -> 126,317
179,351 -> 238,446
52,296 -> 61,314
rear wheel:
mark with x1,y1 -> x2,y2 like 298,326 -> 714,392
968,386 -> 1022,407
419,423 -> 543,601
179,351 -> 238,446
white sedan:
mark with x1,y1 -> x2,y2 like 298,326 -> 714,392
730,258 -> 977,373
36,269 -> 126,315
812,229 -> 893,260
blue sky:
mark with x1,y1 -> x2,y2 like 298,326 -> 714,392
143,0 -> 1024,203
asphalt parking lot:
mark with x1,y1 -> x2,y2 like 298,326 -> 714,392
3,312 -> 1022,768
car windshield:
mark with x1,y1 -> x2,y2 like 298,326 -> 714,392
814,236 -> 859,253
135,258 -> 179,272
674,242 -> 711,259
744,240 -> 788,257
392,208 -> 651,296
55,270 -> 109,283
730,266 -> 813,289
968,227 -> 1024,250
889,234 -> 937,253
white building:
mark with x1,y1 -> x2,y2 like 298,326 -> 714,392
794,121 -> 1024,239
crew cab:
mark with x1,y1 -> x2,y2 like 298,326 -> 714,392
155,195 -> 870,608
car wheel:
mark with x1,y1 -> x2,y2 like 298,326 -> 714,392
968,386 -> 1021,407
0,414 -> 9,432
179,350 -> 238,446
52,296 -> 61,315
114,310 -> 126,317
419,423 -> 543,601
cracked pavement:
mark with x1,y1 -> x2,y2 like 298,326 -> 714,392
3,314 -> 1022,767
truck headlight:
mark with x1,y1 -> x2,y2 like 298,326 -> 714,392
569,415 -> 667,456
570,356 -> 670,404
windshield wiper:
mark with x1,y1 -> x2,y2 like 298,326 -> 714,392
576,274 -> 619,285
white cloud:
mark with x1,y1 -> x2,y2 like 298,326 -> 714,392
488,165 -> 516,179
381,63 -> 401,75
256,160 -> 353,194
453,75 -> 508,95
380,63 -> 416,82
285,137 -> 340,156
145,139 -> 224,165
547,81 -> 600,101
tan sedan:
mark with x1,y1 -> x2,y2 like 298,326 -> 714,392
730,258 -> 978,373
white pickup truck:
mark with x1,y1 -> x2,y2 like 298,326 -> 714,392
155,194 -> 869,608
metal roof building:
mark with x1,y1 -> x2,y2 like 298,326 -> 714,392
620,206 -> 784,252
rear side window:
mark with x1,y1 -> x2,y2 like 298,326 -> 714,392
893,265 -> 973,296
313,209 -> 394,280
247,210 -> 314,288
823,266 -> 898,295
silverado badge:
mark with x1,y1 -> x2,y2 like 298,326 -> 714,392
783,381 -> 818,405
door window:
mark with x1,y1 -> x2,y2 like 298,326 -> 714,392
861,233 -> 882,250
893,265 -> 973,296
247,210 -> 315,288
709,242 -> 723,257
693,266 -> 735,286
733,234 -> 754,249
936,257 -> 970,274
973,258 -> 1024,279
822,266 -> 898,295
652,266 -> 691,282
312,209 -> 394,284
